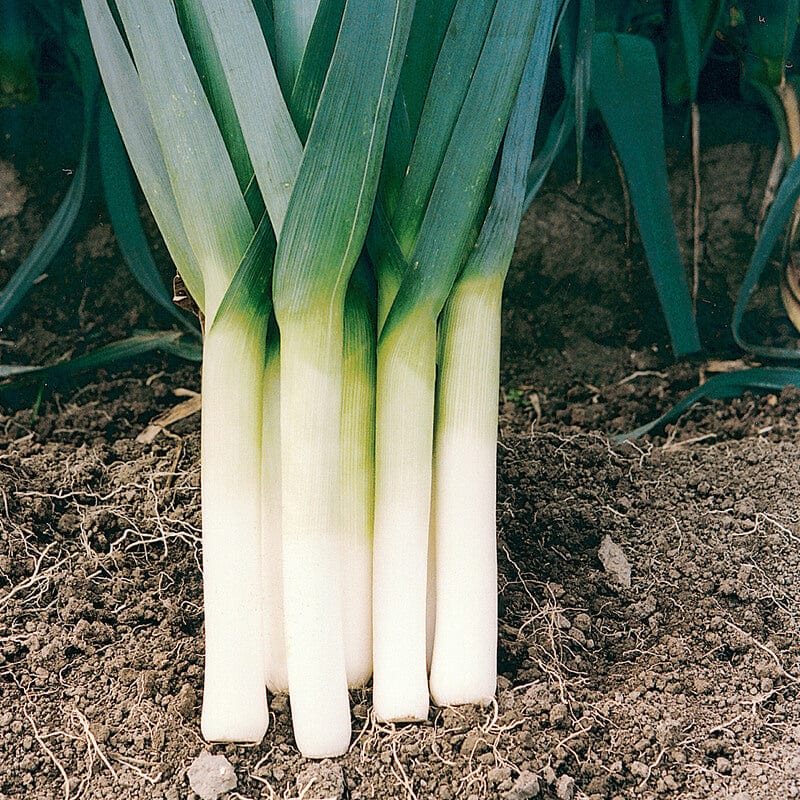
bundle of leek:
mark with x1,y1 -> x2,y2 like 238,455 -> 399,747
82,0 -> 561,759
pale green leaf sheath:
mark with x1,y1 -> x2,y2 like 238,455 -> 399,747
339,262 -> 377,688
272,0 -> 414,758
200,310 -> 269,741
430,0 -> 560,708
372,0 -> 544,723
430,276 -> 503,704
260,335 -> 288,693
200,220 -> 275,739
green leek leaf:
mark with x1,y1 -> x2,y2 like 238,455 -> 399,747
175,0 -> 255,192
187,0 -> 303,236
618,367 -> 800,440
210,213 -> 276,331
382,0 -> 545,335
590,32 -> 701,357
273,0 -> 414,315
557,0 -> 593,183
115,0 -> 253,316
289,0 -> 346,142
390,0 -> 497,256
98,100 -> 200,335
398,0 -> 458,141
273,0 -> 321,92
81,0 -> 205,310
459,0 -> 559,283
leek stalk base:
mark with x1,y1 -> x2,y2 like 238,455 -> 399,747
199,314 -> 269,743
429,280 -> 501,707
279,322 -> 351,757
373,322 -> 436,722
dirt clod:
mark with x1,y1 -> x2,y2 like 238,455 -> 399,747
294,760 -> 345,799
504,770 -> 541,799
173,683 -> 198,719
555,773 -> 575,800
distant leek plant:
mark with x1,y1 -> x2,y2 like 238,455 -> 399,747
82,0 -> 562,757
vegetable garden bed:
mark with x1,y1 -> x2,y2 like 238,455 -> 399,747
2,100 -> 800,798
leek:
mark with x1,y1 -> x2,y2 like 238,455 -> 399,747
82,0 -> 563,757
372,0 -> 553,723
271,0 -> 413,754
339,259 -> 377,688
83,0 -> 274,742
261,330 -> 287,693
429,0 -> 558,707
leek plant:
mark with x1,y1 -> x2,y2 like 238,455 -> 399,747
83,0 -> 412,757
370,0 -> 562,720
430,4 -> 558,706
23,0 -> 800,760
83,0 -> 565,756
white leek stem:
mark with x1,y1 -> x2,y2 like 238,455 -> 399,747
200,312 -> 269,742
373,321 -> 435,722
429,278 -> 500,706
425,510 -> 436,671
340,292 -> 375,687
279,319 -> 351,757
261,338 -> 288,693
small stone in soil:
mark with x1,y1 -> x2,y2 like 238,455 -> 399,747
172,683 -> 197,719
549,703 -> 570,728
187,750 -> 237,800
598,535 -> 631,589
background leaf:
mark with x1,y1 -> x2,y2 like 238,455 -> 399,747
0,331 -> 202,388
590,32 -> 701,357
0,78 -> 96,326
618,367 -> 800,440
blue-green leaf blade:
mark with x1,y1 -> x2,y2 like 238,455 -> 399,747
618,367 -> 800,440
289,0 -> 346,141
114,0 -> 254,316
390,0 -> 497,256
382,0 -> 547,335
272,0 -> 415,316
0,89 -> 94,326
590,32 -> 701,357
186,0 -> 303,236
98,101 -> 199,335
459,0 -> 560,283
82,0 -> 205,310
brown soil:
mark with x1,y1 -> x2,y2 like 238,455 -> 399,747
2,102 -> 800,800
